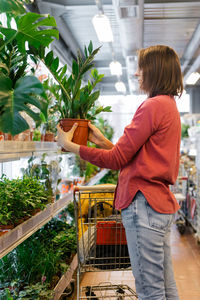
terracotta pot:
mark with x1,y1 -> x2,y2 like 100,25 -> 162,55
44,132 -> 55,142
0,224 -> 14,235
14,216 -> 30,226
4,133 -> 12,140
59,119 -> 89,148
23,129 -> 31,141
30,131 -> 33,141
0,231 -> 6,237
30,208 -> 41,216
0,131 -> 4,141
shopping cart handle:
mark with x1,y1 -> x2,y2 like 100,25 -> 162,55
73,184 -> 116,193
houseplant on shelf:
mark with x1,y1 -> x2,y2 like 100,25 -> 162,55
0,0 -> 59,136
31,40 -> 112,146
0,175 -> 50,229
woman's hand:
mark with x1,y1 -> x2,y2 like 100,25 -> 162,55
88,122 -> 105,146
56,123 -> 80,154
88,122 -> 114,150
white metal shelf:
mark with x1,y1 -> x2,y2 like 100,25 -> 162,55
0,141 -> 61,162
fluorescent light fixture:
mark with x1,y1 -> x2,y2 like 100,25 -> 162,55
115,81 -> 126,93
109,61 -> 122,76
92,14 -> 114,42
186,72 -> 200,85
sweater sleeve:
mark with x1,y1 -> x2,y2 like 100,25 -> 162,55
80,99 -> 159,170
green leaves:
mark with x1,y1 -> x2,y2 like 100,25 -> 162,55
0,216 -> 76,296
0,3 -> 60,135
0,0 -> 26,15
88,40 -> 93,54
0,13 -> 59,52
40,40 -> 108,119
0,75 -> 46,135
0,175 -> 48,225
72,59 -> 79,79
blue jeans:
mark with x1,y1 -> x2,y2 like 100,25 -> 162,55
121,191 -> 179,300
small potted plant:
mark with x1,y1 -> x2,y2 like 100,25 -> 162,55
32,41 -> 111,146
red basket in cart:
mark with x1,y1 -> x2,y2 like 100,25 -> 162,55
96,221 -> 127,245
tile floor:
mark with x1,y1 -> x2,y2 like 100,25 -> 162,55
73,224 -> 200,300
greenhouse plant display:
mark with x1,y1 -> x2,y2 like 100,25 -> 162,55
0,0 -> 59,136
0,212 -> 77,298
0,175 -> 50,229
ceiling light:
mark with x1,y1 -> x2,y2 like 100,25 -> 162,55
109,61 -> 122,76
115,81 -> 126,93
92,14 -> 114,42
185,72 -> 200,85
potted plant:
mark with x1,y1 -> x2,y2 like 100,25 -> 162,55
31,41 -> 112,146
41,79 -> 60,142
0,175 -> 50,229
0,0 -> 59,136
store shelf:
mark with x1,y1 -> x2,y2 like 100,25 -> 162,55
53,254 -> 78,300
0,168 -> 110,259
0,193 -> 72,259
0,141 -> 60,162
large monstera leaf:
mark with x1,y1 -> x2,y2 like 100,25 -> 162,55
0,12 -> 59,53
0,75 -> 46,135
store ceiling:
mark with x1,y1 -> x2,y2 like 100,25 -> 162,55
30,0 -> 200,95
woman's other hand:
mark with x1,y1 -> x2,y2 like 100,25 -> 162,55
88,122 -> 114,150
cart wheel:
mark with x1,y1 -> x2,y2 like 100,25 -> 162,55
177,223 -> 186,235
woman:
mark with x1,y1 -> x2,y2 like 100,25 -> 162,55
57,45 -> 183,300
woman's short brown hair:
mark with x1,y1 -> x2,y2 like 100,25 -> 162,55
138,45 -> 183,98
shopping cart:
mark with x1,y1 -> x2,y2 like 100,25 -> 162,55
73,185 -> 138,300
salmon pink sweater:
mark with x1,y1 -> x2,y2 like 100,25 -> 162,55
80,95 -> 181,213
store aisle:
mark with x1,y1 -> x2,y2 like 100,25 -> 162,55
171,224 -> 200,300
77,225 -> 200,300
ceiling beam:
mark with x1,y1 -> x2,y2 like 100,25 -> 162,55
42,0 -> 112,6
181,21 -> 200,73
184,55 -> 200,84
40,0 -> 112,10
94,59 -> 126,68
35,0 -> 82,59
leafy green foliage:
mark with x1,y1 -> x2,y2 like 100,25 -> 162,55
0,74 -> 46,135
0,0 -> 26,16
0,288 -> 14,300
31,41 -> 111,119
0,2 -> 58,135
181,123 -> 190,138
42,78 -> 60,134
0,13 -> 58,52
0,42 -> 28,86
17,282 -> 53,299
0,213 -> 76,296
99,170 -> 119,185
0,175 -> 49,225
94,117 -> 114,140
